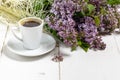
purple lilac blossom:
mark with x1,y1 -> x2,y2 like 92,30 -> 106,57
77,17 -> 106,50
98,5 -> 118,35
46,0 -> 106,51
46,0 -> 79,47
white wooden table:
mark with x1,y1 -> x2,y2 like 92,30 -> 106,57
0,23 -> 120,80
0,23 -> 59,80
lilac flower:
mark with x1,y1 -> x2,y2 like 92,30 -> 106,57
77,17 -> 106,50
98,5 -> 118,35
45,0 -> 106,51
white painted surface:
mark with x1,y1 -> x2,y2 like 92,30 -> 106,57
60,34 -> 120,80
0,55 -> 59,80
0,23 -> 7,54
0,24 -> 59,80
1,22 -> 120,80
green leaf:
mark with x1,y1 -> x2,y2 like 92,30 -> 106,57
100,7 -> 106,15
44,24 -> 61,40
73,11 -> 85,18
94,16 -> 100,27
80,41 -> 90,52
77,39 -> 82,45
107,0 -> 120,5
87,4 -> 95,14
77,39 -> 90,52
85,0 -> 89,2
71,46 -> 77,51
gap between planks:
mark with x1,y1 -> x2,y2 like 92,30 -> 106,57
0,25 -> 9,56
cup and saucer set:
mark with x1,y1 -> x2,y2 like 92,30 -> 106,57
5,17 -> 56,57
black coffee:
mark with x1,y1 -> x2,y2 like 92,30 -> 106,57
23,21 -> 40,27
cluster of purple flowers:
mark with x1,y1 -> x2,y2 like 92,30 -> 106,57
46,0 -> 108,51
89,0 -> 118,35
98,6 -> 118,35
77,17 -> 106,50
46,0 -> 79,47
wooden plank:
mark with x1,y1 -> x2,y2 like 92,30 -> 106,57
0,26 -> 59,80
113,32 -> 120,53
0,23 -> 8,56
60,34 -> 120,80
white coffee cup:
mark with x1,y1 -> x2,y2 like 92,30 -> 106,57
12,17 -> 44,50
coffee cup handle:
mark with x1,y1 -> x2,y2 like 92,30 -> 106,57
12,27 -> 22,41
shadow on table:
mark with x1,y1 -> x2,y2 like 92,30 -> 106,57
2,45 -> 56,62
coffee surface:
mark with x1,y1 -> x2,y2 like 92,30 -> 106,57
23,21 -> 40,27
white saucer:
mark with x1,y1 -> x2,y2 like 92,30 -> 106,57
6,33 -> 56,57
